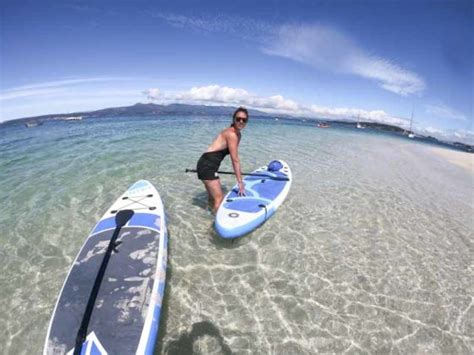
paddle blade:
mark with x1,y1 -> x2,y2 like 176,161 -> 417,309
115,209 -> 134,228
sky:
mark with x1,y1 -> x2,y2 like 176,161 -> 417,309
1,0 -> 473,143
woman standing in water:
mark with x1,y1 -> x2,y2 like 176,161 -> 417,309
196,107 -> 248,214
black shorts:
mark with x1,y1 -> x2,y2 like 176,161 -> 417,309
196,152 -> 222,180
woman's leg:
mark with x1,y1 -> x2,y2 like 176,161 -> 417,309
203,179 -> 224,214
203,183 -> 214,210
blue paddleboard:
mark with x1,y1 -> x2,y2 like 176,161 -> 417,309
215,160 -> 292,239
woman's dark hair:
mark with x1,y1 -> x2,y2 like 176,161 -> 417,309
231,107 -> 249,127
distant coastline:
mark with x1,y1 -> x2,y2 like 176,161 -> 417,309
1,102 -> 472,153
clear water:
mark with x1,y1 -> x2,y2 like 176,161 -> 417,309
0,116 -> 472,354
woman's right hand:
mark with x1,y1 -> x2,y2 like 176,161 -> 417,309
238,181 -> 246,196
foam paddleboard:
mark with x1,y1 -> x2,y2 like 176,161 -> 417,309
44,180 -> 167,355
215,160 -> 292,239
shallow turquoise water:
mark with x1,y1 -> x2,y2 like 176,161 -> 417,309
0,116 -> 472,354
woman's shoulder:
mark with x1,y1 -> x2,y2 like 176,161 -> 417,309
221,127 -> 239,138
222,126 -> 238,137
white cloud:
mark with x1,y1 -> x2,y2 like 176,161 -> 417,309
308,105 -> 408,126
425,103 -> 468,121
447,129 -> 474,144
153,14 -> 425,96
0,88 -> 65,100
455,132 -> 474,144
145,85 -> 301,113
422,126 -> 444,135
149,12 -> 271,41
1,77 -> 136,101
263,24 -> 426,96
413,126 -> 474,144
145,85 -> 408,126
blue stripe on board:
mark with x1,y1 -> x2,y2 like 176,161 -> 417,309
244,170 -> 288,180
91,214 -> 161,235
91,217 -> 116,235
144,232 -> 168,355
128,213 -> 161,231
252,180 -> 286,200
224,198 -> 269,213
90,340 -> 104,355
226,188 -> 256,199
128,180 -> 150,192
144,304 -> 162,355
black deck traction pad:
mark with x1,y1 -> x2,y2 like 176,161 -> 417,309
46,227 -> 160,354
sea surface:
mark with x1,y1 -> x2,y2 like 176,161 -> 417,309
0,116 -> 472,354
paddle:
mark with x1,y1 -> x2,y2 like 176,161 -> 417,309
73,209 -> 135,355
185,169 -> 289,181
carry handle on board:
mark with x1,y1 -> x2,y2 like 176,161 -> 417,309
73,209 -> 135,355
185,169 -> 289,181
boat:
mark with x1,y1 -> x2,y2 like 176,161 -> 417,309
63,116 -> 83,121
405,106 -> 416,138
317,122 -> 330,128
25,121 -> 42,128
356,115 -> 365,129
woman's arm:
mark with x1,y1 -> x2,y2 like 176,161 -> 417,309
227,132 -> 245,195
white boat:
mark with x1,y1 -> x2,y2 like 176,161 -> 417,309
25,121 -> 42,128
64,116 -> 83,121
406,107 -> 415,139
356,114 -> 365,129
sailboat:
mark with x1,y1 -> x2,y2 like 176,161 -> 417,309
407,107 -> 415,138
356,114 -> 365,129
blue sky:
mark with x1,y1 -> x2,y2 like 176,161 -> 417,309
1,0 -> 472,142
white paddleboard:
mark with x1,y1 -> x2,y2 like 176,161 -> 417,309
44,180 -> 167,355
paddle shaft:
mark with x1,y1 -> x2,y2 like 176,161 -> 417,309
185,169 -> 289,181
73,209 -> 134,355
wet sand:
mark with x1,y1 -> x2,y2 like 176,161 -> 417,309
430,147 -> 474,173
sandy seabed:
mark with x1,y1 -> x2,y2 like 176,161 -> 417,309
430,147 -> 474,173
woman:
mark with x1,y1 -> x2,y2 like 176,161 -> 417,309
196,107 -> 248,214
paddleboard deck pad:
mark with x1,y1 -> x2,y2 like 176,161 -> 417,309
44,180 -> 167,355
215,160 -> 292,239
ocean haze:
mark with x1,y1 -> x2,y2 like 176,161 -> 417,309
0,116 -> 472,354
3,103 -> 472,150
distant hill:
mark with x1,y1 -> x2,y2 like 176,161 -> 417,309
1,102 -> 472,152
0,103 -> 274,126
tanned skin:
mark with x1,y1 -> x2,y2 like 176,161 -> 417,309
203,113 -> 247,214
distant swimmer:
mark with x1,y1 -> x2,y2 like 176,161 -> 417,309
196,107 -> 248,214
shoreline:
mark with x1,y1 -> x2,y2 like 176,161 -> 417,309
430,147 -> 474,173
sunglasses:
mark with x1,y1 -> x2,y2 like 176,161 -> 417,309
235,116 -> 248,123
